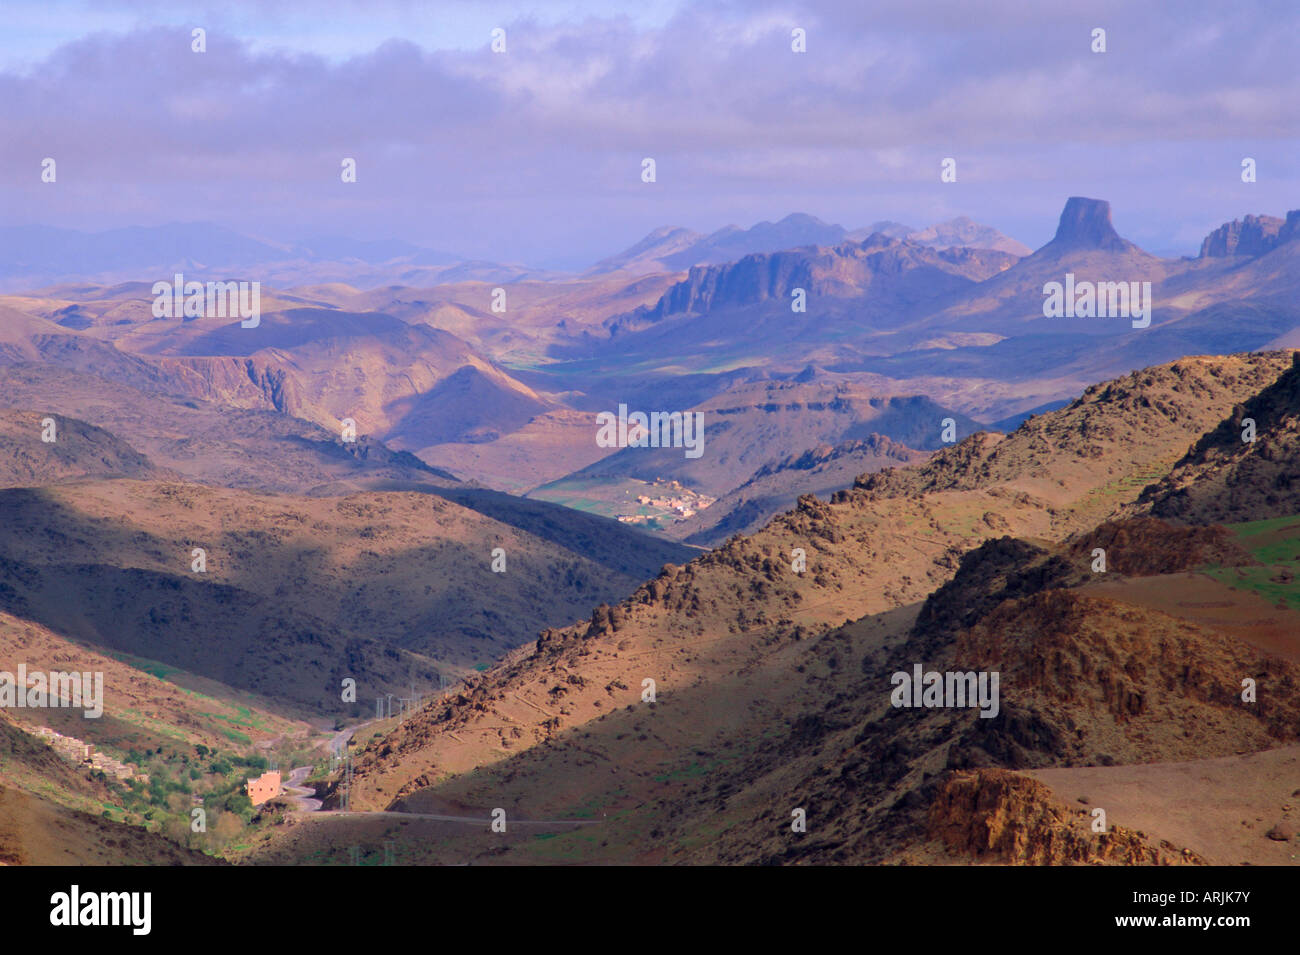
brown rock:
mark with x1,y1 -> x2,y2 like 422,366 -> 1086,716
1265,823 -> 1293,842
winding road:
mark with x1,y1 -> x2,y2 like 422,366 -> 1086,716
275,710 -> 602,828
282,765 -> 322,812
281,765 -> 599,827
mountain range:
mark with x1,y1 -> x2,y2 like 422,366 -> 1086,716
589,212 -> 1033,275
317,350 -> 1300,864
0,196 -> 1298,866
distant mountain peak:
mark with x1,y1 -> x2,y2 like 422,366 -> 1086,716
645,225 -> 697,240
844,218 -> 1028,255
1048,197 -> 1134,252
776,212 -> 832,227
906,217 -> 1032,256
858,220 -> 916,239
588,215 -> 845,276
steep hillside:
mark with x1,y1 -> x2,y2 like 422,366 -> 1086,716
672,436 -> 930,546
0,610 -> 308,752
852,352 -> 1294,525
0,298 -> 559,467
385,364 -> 550,448
0,480 -> 692,713
304,507 -> 1296,866
0,782 -> 220,865
660,520 -> 1295,865
149,308 -> 553,442
0,408 -> 163,488
327,353 -> 1289,821
0,711 -> 112,821
1142,351 -> 1300,523
535,378 -> 978,503
0,364 -> 458,495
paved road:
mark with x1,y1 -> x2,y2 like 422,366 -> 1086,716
314,810 -> 600,826
330,718 -> 379,756
281,689 -> 600,829
282,766 -> 322,812
283,773 -> 597,827
282,756 -> 601,828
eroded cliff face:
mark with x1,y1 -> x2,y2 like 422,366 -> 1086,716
1199,211 -> 1300,258
625,235 -> 1015,324
1039,197 -> 1140,255
927,769 -> 1203,865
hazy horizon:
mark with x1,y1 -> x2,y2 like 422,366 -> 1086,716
2,0 -> 1296,269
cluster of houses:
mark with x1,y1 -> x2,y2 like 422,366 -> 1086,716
34,726 -> 147,784
618,482 -> 716,524
35,724 -> 283,805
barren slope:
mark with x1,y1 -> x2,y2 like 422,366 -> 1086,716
331,353 -> 1292,819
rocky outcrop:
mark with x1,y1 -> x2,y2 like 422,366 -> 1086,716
747,435 -> 921,480
638,250 -> 817,319
611,235 -> 1017,328
955,590 -> 1300,744
154,354 -> 306,418
1040,197 -> 1139,254
1198,210 -> 1300,258
1143,351 -> 1300,522
1067,517 -> 1255,574
928,769 -> 1203,865
1199,213 -> 1286,258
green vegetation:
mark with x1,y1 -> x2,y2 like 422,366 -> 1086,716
1069,458 -> 1176,517
1205,565 -> 1300,611
1231,514 -> 1300,539
110,654 -> 182,681
522,827 -> 601,862
1204,513 -> 1300,610
561,788 -> 626,819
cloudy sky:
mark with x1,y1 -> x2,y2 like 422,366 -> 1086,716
2,0 -> 1297,268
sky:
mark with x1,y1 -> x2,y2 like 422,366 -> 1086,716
2,0 -> 1297,269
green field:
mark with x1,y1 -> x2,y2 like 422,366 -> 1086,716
1203,513 -> 1300,610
